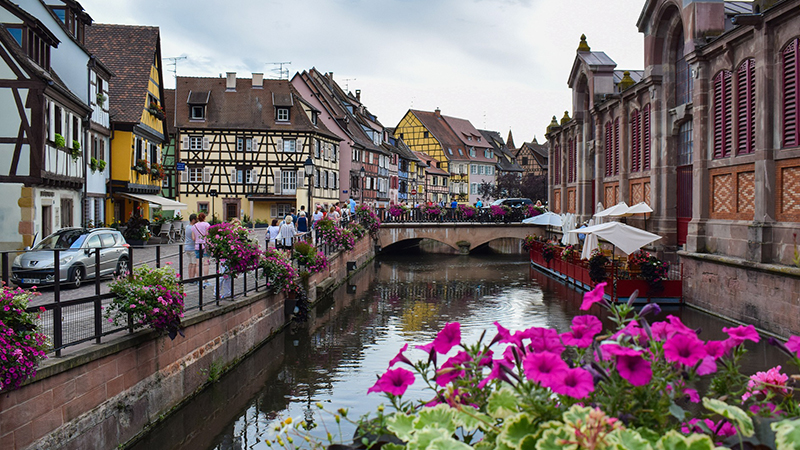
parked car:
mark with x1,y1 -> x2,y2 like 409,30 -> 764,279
11,228 -> 130,288
490,198 -> 534,208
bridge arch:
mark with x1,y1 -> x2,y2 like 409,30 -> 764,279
377,223 -> 544,254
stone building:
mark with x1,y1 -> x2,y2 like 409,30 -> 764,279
546,0 -> 800,336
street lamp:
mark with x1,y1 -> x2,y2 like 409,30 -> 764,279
304,156 -> 314,216
359,166 -> 366,205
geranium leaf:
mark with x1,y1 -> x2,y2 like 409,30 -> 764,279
519,434 -> 539,450
669,401 -> 687,421
771,418 -> 800,450
562,405 -> 593,426
406,427 -> 451,450
452,405 -> 493,432
415,404 -> 457,433
535,428 -> 577,450
381,444 -> 405,450
607,429 -> 653,450
702,397 -> 755,437
426,436 -> 474,450
655,430 -> 717,450
386,413 -> 415,442
498,413 -> 539,448
487,387 -> 519,419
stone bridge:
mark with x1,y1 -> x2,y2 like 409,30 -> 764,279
376,223 -> 544,254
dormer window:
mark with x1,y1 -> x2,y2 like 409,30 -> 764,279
311,112 -> 318,125
190,105 -> 205,120
277,108 -> 289,122
187,90 -> 210,121
6,25 -> 51,69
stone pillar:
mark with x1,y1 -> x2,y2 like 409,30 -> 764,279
687,57 -> 712,254
619,102 -> 630,204
578,121 -> 592,221
559,130 -> 568,213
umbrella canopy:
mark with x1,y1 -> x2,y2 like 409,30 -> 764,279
561,214 -> 580,246
568,221 -> 662,255
595,201 -> 630,218
523,211 -> 563,226
581,232 -> 600,260
625,202 -> 654,215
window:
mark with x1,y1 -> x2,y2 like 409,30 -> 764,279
737,59 -> 756,154
314,139 -> 321,158
470,183 -> 477,194
282,170 -> 297,192
237,137 -> 253,152
522,156 -> 528,166
315,168 -> 320,187
642,104 -> 652,170
150,143 -> 158,164
333,144 -> 338,162
467,136 -> 473,141
423,131 -> 429,138
198,202 -> 209,214
190,136 -> 203,150
713,70 -> 733,158
189,167 -> 203,183
277,108 -> 289,122
191,105 -> 205,120
323,170 -> 329,188
447,148 -> 453,155
236,169 -> 244,184
782,39 -> 799,148
479,165 -> 485,175
471,165 -> 478,174
469,147 -> 476,157
678,120 -> 693,166
283,139 -> 296,153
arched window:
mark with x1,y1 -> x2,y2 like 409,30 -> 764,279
737,59 -> 756,154
675,28 -> 693,106
783,38 -> 799,148
605,121 -> 613,177
568,138 -> 576,183
630,109 -> 641,173
713,70 -> 733,158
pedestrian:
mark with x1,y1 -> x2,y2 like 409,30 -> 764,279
328,205 -> 340,225
349,197 -> 356,215
290,207 -> 298,224
297,211 -> 309,233
184,214 -> 198,284
277,215 -> 297,251
312,205 -> 324,227
450,199 -> 457,209
267,219 -> 280,248
192,212 -> 211,288
476,198 -> 483,208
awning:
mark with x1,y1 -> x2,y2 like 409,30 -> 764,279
119,193 -> 187,209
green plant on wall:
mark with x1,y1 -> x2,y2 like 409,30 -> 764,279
96,92 -> 106,107
54,133 -> 66,148
69,140 -> 81,161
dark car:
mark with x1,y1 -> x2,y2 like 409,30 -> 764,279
11,228 -> 130,288
490,198 -> 534,208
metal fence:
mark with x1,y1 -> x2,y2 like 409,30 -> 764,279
375,207 -> 528,224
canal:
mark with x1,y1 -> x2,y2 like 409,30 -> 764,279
129,252 -> 790,450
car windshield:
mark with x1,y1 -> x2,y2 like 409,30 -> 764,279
33,230 -> 87,250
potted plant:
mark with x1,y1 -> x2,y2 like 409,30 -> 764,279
96,92 -> 107,107
458,204 -> 477,220
641,254 -> 669,292
588,248 -> 609,283
541,242 -> 558,264
150,162 -> 165,180
89,157 -> 107,173
205,222 -> 263,278
628,249 -> 650,276
355,204 -> 381,236
561,244 -> 578,261
259,248 -> 297,293
388,204 -> 407,220
69,140 -> 81,161
293,241 -> 328,274
421,204 -> 443,219
53,133 -> 66,148
122,216 -> 151,246
489,204 -> 510,221
132,159 -> 149,175
107,265 -> 185,340
148,101 -> 165,120
0,286 -> 49,392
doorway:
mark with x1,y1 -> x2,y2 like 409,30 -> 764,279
42,205 -> 52,238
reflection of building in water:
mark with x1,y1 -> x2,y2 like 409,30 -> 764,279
376,281 -> 501,304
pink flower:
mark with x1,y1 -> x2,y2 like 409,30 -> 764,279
522,351 -> 568,386
600,343 -> 641,357
549,367 -> 595,399
561,325 -> 595,348
785,335 -> 800,357
682,418 -> 736,437
723,325 -> 760,346
663,333 -> 706,366
478,359 -> 513,389
742,366 -> 789,401
433,322 -> 461,354
696,356 -> 718,375
580,282 -> 607,310
615,353 -> 652,386
521,327 -> 564,354
704,340 -> 732,359
367,368 -> 415,396
436,351 -> 471,386
389,343 -> 412,368
665,315 -> 695,337
684,388 -> 700,403
572,315 -> 603,335
611,320 -> 647,341
491,321 -> 519,346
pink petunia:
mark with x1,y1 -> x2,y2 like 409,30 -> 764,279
433,322 -> 462,354
742,365 -> 789,401
696,356 -> 718,376
478,358 -> 514,389
549,367 -> 595,399
650,321 -> 669,341
615,353 -> 652,386
522,351 -> 568,386
723,325 -> 760,346
521,327 -> 564,354
367,368 -> 416,396
663,333 -> 706,366
600,343 -> 641,357
785,335 -> 800,357
665,315 -> 695,337
389,343 -> 413,368
684,388 -> 700,403
580,282 -> 607,310
561,325 -> 595,348
435,351 -> 472,386
572,315 -> 603,335
704,340 -> 733,359
611,320 -> 647,341
491,321 -> 519,346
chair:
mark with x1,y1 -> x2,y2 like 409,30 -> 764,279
157,222 -> 172,244
169,221 -> 181,244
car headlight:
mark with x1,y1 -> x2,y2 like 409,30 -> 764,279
59,255 -> 75,266
12,255 -> 22,267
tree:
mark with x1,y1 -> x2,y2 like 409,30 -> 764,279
478,172 -> 547,203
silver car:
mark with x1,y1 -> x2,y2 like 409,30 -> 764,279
11,228 -> 130,288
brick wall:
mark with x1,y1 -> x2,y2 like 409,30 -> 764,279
709,163 -> 755,220
776,158 -> 800,222
0,237 -> 376,450
603,182 -> 619,208
567,188 -> 576,213
553,189 -> 562,213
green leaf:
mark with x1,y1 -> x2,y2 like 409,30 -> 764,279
655,430 -> 718,450
669,401 -> 687,421
381,444 -> 405,450
407,427 -> 452,450
487,387 -> 520,419
772,418 -> 800,450
702,397 -> 755,437
415,404 -> 457,434
498,413 -> 540,449
452,405 -> 494,432
519,434 -> 539,450
606,429 -> 653,450
535,428 -> 577,450
426,436 -> 475,450
562,405 -> 593,426
386,413 -> 416,442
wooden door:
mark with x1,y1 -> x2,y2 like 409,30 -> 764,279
42,205 -> 52,238
676,165 -> 692,245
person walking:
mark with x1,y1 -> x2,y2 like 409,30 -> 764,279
266,219 -> 280,248
349,197 -> 356,215
277,215 -> 297,251
184,214 -> 198,285
328,205 -> 340,225
297,211 -> 309,234
476,198 -> 483,208
192,212 -> 212,288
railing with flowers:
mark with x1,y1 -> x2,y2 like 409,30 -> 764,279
376,206 -> 536,223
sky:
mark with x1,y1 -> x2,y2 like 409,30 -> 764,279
79,0 -> 645,145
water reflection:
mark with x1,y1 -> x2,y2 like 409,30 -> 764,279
130,253 -> 792,450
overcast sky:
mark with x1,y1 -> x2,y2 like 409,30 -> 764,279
79,0 -> 645,145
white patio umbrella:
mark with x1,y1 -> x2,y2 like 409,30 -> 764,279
568,221 -> 662,255
523,211 -> 563,226
594,203 -> 605,224
581,232 -> 600,260
561,214 -> 580,246
595,201 -> 630,218
626,202 -> 654,215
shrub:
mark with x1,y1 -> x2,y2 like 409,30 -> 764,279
107,265 -> 185,339
421,204 -> 443,218
316,219 -> 356,252
259,248 -> 297,292
355,204 -> 381,235
489,204 -> 509,218
388,204 -> 407,218
588,248 -> 609,283
522,235 -> 538,252
205,222 -> 262,277
293,241 -> 328,274
541,242 -> 558,263
458,204 -> 477,218
0,286 -> 48,392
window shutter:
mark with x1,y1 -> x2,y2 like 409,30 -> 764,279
630,110 -> 640,173
203,166 -> 211,183
274,169 -> 282,194
276,137 -> 283,152
202,136 -> 210,150
181,135 -> 189,150
613,117 -> 620,175
230,167 -> 237,184
642,105 -> 651,170
298,169 -> 305,188
783,39 -> 799,148
296,138 -> 304,153
713,71 -> 733,158
271,205 -> 277,217
48,102 -> 55,139
605,121 -> 612,177
250,169 -> 258,184
553,143 -> 561,184
737,59 -> 756,155
181,168 -> 188,183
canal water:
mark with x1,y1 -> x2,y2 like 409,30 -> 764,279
129,252 -> 791,450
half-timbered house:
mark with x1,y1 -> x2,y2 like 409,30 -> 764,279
0,1 -> 91,249
161,88 -> 178,200
441,115 -> 496,204
412,151 -> 449,204
173,73 -> 340,222
384,128 -> 420,204
479,129 -> 524,177
516,137 -> 548,178
84,24 -> 172,224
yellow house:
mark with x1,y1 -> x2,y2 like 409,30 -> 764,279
85,24 -> 172,224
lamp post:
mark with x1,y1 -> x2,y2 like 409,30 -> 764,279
359,166 -> 366,206
304,156 -> 314,218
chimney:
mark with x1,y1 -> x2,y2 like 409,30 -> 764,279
355,89 -> 361,101
252,73 -> 263,89
434,107 -> 441,117
328,72 -> 333,80
226,72 -> 236,91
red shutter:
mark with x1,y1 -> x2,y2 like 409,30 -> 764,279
737,59 -> 756,154
614,117 -> 620,175
642,104 -> 651,171
724,71 -> 733,157
568,138 -> 577,183
630,109 -> 640,172
713,71 -> 733,158
783,38 -> 799,148
605,121 -> 613,176
553,142 -> 561,184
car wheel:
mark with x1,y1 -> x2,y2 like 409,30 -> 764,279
115,257 -> 129,277
70,266 -> 85,289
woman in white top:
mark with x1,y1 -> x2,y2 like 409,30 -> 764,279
277,215 -> 297,249
266,219 -> 281,248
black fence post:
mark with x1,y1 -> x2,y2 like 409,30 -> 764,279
198,245 -> 204,311
155,245 -> 161,268
2,252 -> 9,286
215,259 -> 220,306
94,249 -> 102,344
53,249 -> 62,357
